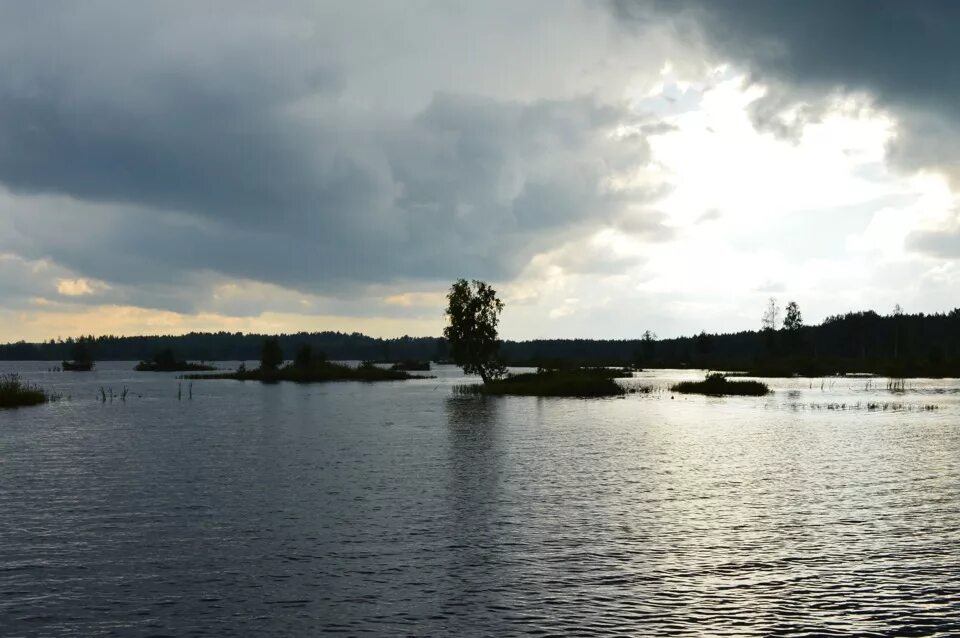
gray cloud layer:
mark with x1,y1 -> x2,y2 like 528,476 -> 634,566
5,0 -> 959,327
0,1 -> 673,313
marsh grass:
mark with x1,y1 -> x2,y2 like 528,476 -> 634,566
784,401 -> 939,412
670,373 -> 770,397
98,386 -> 131,402
0,374 -> 55,408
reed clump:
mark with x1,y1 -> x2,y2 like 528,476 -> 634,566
0,374 -> 55,408
886,378 -> 906,392
786,401 -> 939,412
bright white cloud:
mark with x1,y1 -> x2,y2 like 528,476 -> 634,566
493,70 -> 960,338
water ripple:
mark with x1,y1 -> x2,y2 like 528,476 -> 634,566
1,363 -> 958,635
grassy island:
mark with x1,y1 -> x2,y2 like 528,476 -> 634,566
62,360 -> 93,371
136,361 -> 217,372
457,368 -> 627,397
62,341 -> 94,371
389,360 -> 431,372
135,349 -> 217,372
0,374 -> 54,408
670,373 -> 770,396
184,359 -> 424,383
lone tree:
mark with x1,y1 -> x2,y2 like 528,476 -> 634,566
892,303 -> 904,359
443,279 -> 507,383
782,301 -> 804,353
783,301 -> 803,331
761,297 -> 780,331
641,330 -> 657,360
153,348 -> 179,367
260,337 -> 284,371
71,340 -> 93,363
293,343 -> 326,369
294,343 -> 313,369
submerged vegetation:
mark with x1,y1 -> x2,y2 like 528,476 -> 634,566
0,374 -> 57,408
455,367 -> 627,397
135,348 -> 217,372
784,400 -> 939,412
671,373 -> 770,397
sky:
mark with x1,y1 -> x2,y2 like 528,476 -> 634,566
2,0 -> 960,342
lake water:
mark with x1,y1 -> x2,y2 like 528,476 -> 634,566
2,362 -> 958,636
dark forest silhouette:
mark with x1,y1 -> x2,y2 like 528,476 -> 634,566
2,307 -> 960,376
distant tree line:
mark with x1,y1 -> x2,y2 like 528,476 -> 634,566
0,331 -> 449,363
2,307 -> 960,376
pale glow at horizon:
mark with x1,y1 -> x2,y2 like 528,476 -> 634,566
1,304 -> 444,342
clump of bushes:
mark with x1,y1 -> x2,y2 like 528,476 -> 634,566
670,373 -> 769,397
63,341 -> 95,371
277,359 -> 419,383
185,342 -> 426,383
0,374 -> 53,408
135,348 -> 217,372
456,368 -> 626,397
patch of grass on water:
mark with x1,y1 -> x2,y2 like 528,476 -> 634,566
670,373 -> 770,397
389,360 -> 431,372
789,401 -> 939,412
184,360 -> 424,383
135,361 -> 218,372
456,368 -> 626,397
0,374 -> 54,408
135,348 -> 217,372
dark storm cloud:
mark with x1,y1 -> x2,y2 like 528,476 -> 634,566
0,2 -> 661,300
615,1 -> 960,115
3,91 -> 649,296
614,0 -> 960,256
0,3 -> 341,220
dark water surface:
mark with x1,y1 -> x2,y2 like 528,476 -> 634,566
2,362 -> 959,636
